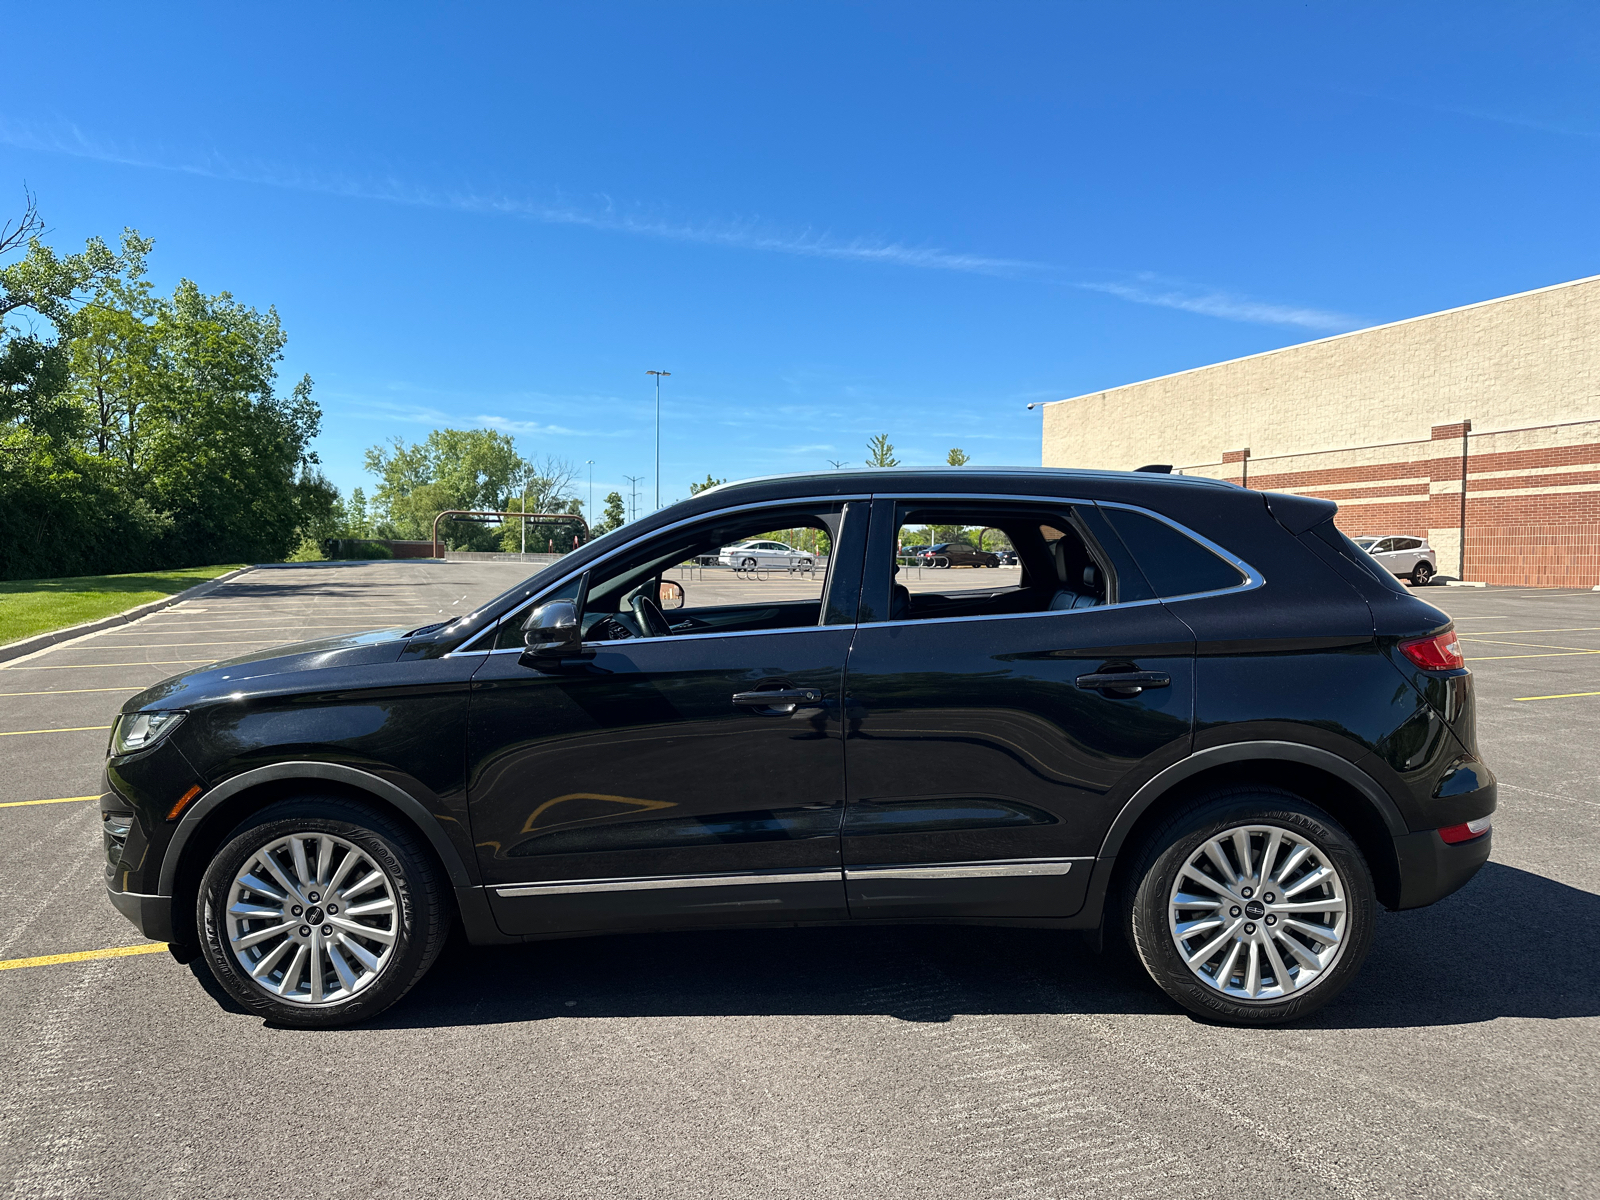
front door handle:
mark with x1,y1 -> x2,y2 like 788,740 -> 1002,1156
733,688 -> 821,713
1075,671 -> 1170,696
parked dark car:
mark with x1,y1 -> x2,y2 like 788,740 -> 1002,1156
918,541 -> 1002,568
102,467 -> 1493,1028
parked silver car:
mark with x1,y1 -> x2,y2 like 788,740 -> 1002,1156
1353,535 -> 1436,585
717,539 -> 816,571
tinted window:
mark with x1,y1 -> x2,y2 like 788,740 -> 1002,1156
1310,522 -> 1409,595
1100,507 -> 1246,598
1395,537 -> 1422,551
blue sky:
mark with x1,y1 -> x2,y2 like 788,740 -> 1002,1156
4,3 -> 1598,519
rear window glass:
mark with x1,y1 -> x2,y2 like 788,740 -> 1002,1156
1100,508 -> 1246,598
1310,523 -> 1410,596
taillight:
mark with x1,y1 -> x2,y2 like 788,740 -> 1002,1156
1439,816 -> 1491,844
1399,631 -> 1465,671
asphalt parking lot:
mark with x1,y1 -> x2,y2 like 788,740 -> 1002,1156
1,565 -> 1596,1199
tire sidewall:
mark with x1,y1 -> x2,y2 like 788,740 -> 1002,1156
1127,793 -> 1376,1025
197,799 -> 442,1028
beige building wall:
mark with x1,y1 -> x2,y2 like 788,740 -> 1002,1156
1041,274 -> 1600,472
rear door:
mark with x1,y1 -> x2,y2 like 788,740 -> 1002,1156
839,495 -> 1198,920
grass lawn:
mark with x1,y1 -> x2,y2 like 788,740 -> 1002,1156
0,564 -> 245,646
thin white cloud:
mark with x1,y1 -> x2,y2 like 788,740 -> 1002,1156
1075,280 -> 1361,332
0,114 -> 1357,331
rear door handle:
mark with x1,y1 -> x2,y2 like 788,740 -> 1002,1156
733,688 -> 821,710
1075,671 -> 1170,695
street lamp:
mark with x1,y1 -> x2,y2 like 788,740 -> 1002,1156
646,370 -> 671,511
586,459 -> 595,529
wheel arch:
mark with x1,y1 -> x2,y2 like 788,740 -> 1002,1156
1099,742 -> 1409,911
160,762 -> 475,947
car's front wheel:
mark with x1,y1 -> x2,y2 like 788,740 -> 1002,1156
197,797 -> 447,1028
1411,561 -> 1434,586
1125,791 -> 1375,1025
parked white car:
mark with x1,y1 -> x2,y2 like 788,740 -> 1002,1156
1352,535 -> 1437,586
718,539 -> 816,571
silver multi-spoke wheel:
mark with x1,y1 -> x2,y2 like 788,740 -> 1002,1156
224,832 -> 398,1006
1167,823 -> 1349,1001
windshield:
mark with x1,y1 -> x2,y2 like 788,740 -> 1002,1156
1352,538 -> 1379,550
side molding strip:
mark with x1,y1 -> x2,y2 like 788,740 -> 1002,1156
844,857 -> 1086,881
496,868 -> 842,898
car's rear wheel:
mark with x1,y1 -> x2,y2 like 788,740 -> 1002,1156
1125,790 -> 1375,1025
1411,561 -> 1434,586
740,556 -> 757,571
196,797 -> 447,1028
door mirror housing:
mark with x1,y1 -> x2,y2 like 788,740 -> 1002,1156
519,599 -> 590,669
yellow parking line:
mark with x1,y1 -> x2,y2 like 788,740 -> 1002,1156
1460,627 -> 1600,635
1457,638 -> 1600,651
0,943 -> 168,972
0,794 -> 102,809
0,688 -> 142,697
1514,691 -> 1600,701
0,725 -> 111,737
1467,650 -> 1600,660
0,661 -> 211,671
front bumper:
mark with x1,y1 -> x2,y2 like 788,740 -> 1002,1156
1392,828 -> 1492,910
107,886 -> 175,943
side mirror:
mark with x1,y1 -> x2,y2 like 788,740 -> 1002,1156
519,600 -> 589,670
659,579 -> 685,610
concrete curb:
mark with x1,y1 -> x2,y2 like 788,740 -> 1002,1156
0,566 -> 255,666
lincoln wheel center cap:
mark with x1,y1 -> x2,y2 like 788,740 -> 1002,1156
1244,900 -> 1266,920
305,906 -> 324,925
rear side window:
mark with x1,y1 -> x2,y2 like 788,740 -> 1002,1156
1099,507 -> 1246,598
1309,522 -> 1410,596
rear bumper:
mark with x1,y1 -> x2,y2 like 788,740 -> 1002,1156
1392,829 -> 1492,910
107,886 -> 174,943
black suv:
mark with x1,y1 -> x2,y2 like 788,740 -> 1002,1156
102,468 -> 1494,1028
918,541 -> 1002,568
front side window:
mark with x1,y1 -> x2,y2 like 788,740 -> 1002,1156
493,503 -> 854,649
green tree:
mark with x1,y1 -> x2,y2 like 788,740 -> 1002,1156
593,490 -> 627,535
946,447 -> 970,466
688,474 -> 726,495
866,434 -> 899,467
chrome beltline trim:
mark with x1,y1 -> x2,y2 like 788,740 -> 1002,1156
495,867 -> 843,898
844,857 -> 1088,881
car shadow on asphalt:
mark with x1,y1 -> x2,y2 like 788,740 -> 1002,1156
355,863 -> 1594,1032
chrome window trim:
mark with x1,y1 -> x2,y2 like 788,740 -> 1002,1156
843,857 -> 1088,881
451,492 -> 869,655
456,489 -> 1262,653
496,867 -> 842,898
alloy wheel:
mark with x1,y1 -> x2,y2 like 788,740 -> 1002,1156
223,831 -> 399,1006
1166,823 -> 1349,1001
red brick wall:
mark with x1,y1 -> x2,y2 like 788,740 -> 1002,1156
1207,420 -> 1600,587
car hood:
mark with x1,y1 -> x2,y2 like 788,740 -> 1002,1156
123,627 -> 412,711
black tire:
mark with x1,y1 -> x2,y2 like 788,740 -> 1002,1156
196,797 -> 448,1028
1124,789 -> 1375,1025
740,557 -> 757,571
1411,561 -> 1434,586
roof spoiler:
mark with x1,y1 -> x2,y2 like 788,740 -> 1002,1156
1263,490 -> 1338,535
1134,464 -> 1172,473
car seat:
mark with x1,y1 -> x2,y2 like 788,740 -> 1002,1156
1048,537 -> 1103,610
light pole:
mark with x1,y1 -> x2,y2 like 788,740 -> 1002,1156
624,474 -> 645,524
646,370 -> 671,511
586,459 -> 595,528
519,466 -> 529,558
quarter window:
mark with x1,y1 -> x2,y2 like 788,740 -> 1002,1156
1098,507 -> 1246,598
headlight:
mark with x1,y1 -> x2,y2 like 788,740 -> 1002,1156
110,710 -> 186,756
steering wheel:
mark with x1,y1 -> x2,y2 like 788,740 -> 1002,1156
631,593 -> 672,639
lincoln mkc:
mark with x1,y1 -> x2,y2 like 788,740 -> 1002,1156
102,468 -> 1494,1027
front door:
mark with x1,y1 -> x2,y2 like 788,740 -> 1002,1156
468,499 -> 866,936
840,497 -> 1196,920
